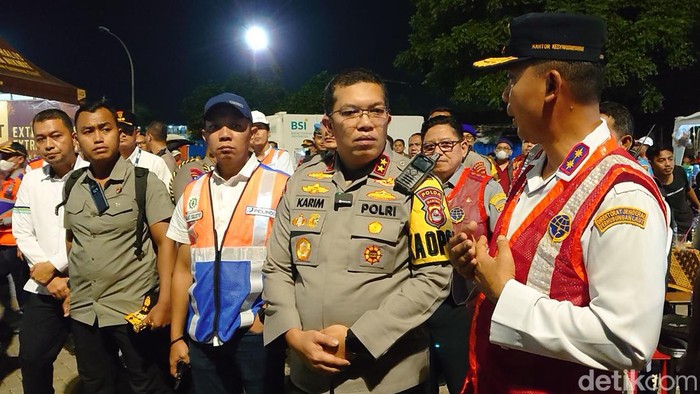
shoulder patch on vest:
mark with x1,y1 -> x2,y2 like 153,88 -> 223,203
489,192 -> 507,212
594,207 -> 647,234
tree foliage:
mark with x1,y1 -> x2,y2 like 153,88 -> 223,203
182,71 -> 332,137
396,0 -> 700,113
280,71 -> 332,114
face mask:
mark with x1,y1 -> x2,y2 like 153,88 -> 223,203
0,159 -> 14,172
495,150 -> 511,160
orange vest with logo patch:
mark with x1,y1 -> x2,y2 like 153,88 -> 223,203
181,164 -> 288,344
463,142 -> 667,394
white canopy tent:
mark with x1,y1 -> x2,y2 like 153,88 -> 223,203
673,111 -> 700,165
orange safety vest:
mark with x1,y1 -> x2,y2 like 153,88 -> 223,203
464,140 -> 667,394
0,177 -> 21,246
446,168 -> 490,239
181,164 -> 288,344
260,148 -> 288,168
28,157 -> 44,171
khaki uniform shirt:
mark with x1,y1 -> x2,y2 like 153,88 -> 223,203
156,148 -> 178,174
263,148 -> 452,393
170,155 -> 215,203
64,158 -> 173,327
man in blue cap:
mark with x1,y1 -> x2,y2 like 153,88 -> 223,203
168,93 -> 289,393
449,13 -> 670,392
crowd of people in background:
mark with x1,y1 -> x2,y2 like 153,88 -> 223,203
0,10 -> 697,394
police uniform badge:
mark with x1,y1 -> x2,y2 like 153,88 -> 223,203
308,213 -> 320,228
292,213 -> 306,227
548,213 -> 571,242
416,187 -> 447,228
296,238 -> 311,261
368,221 -> 383,234
302,183 -> 329,194
307,171 -> 333,180
363,245 -> 382,265
367,189 -> 397,201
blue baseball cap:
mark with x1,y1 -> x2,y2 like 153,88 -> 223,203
204,93 -> 252,121
462,124 -> 476,137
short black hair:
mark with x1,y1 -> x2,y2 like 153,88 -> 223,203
420,115 -> 462,140
600,101 -> 633,138
323,68 -> 388,115
32,109 -> 73,132
427,106 -> 454,119
146,121 -> 168,142
533,60 -> 604,104
646,145 -> 673,161
394,139 -> 405,145
74,100 -> 117,126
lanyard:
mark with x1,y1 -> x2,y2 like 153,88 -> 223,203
133,148 -> 142,166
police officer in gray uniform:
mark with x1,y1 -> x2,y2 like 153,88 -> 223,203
263,69 -> 453,393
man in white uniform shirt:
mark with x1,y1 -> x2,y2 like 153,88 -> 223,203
116,110 -> 173,187
250,110 -> 295,175
13,109 -> 87,394
448,13 -> 670,393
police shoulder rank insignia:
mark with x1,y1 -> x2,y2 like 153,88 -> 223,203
302,183 -> 329,194
416,186 -> 447,228
594,207 -> 647,234
367,189 -> 397,201
559,143 -> 589,176
368,221 -> 383,234
548,213 -> 571,242
292,213 -> 306,227
449,207 -> 465,224
307,171 -> 332,180
372,154 -> 390,177
363,245 -> 382,265
296,238 -> 311,261
489,192 -> 507,212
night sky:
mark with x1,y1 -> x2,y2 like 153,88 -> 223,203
3,0 -> 418,123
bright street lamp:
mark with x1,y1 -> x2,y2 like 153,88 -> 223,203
244,26 -> 269,52
98,26 -> 135,112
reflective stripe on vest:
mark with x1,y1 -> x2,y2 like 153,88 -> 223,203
446,169 -> 490,239
182,165 -> 288,344
261,148 -> 287,169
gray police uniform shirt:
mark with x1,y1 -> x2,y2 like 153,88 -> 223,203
263,147 -> 452,393
170,155 -> 215,203
64,158 -> 173,327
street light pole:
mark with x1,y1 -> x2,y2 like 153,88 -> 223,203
98,26 -> 134,112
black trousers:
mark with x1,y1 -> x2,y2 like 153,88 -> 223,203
425,296 -> 472,394
0,245 -> 28,312
19,292 -> 70,394
71,319 -> 172,394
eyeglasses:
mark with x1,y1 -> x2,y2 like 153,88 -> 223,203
328,106 -> 389,122
422,140 -> 461,154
